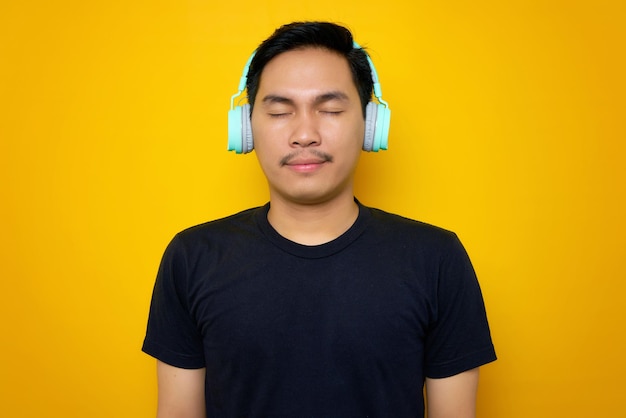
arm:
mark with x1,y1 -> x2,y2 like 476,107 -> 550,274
156,360 -> 206,418
425,368 -> 479,418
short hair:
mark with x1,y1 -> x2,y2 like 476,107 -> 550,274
246,21 -> 374,117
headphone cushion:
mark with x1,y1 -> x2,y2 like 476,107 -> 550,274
363,102 -> 377,151
241,104 -> 253,153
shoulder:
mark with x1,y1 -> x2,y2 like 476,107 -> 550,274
161,205 -> 266,259
364,206 -> 462,251
176,205 -> 264,241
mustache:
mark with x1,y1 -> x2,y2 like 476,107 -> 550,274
279,150 -> 334,166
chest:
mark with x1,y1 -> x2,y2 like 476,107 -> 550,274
187,247 -> 437,363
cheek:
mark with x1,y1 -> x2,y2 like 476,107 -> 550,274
250,112 -> 288,146
340,119 -> 366,151
250,123 -> 275,155
254,145 -> 277,172
251,134 -> 282,174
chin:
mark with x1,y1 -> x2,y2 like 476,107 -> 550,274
280,188 -> 350,206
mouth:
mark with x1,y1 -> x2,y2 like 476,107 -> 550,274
280,151 -> 333,171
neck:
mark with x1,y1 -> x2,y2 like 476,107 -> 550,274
267,193 -> 359,246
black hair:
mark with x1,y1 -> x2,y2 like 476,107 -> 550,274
245,21 -> 374,117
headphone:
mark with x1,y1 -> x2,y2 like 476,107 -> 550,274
227,42 -> 391,154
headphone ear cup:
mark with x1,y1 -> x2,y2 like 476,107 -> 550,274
381,105 -> 390,150
227,104 -> 254,154
228,106 -> 244,153
363,102 -> 378,152
372,103 -> 390,151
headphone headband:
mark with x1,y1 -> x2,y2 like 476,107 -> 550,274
230,53 -> 255,111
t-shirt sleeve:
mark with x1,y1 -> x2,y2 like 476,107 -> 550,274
142,234 -> 205,369
424,234 -> 496,378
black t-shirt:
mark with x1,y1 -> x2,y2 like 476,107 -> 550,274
143,202 -> 496,417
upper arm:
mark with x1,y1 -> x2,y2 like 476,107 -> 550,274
425,368 -> 480,418
156,360 -> 206,418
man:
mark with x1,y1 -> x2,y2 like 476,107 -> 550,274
143,21 -> 496,417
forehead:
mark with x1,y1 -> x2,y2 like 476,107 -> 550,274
256,47 -> 358,98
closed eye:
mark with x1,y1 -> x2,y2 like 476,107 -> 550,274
268,112 -> 292,118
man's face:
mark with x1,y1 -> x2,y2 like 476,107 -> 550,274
250,47 -> 365,206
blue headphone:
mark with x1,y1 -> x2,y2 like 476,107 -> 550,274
228,42 -> 391,154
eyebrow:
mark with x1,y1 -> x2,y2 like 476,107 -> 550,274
261,91 -> 350,106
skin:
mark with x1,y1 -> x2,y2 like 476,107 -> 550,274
250,47 -> 363,245
155,46 -> 481,417
156,361 -> 205,418
426,368 -> 480,418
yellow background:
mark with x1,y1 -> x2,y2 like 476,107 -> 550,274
2,1 -> 624,416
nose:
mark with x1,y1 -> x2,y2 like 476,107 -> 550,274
290,114 -> 320,148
